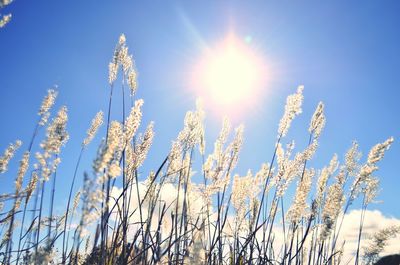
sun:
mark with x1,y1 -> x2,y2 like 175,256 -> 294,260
191,34 -> 267,116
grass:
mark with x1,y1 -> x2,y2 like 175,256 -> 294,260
0,34 -> 396,265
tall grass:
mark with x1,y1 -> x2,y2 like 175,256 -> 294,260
0,34 -> 396,265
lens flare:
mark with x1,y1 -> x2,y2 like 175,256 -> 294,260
191,34 -> 268,117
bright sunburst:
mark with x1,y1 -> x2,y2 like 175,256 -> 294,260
191,34 -> 267,116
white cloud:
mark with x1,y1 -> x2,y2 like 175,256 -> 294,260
336,209 -> 400,263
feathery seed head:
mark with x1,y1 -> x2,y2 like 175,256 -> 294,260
229,125 -> 244,169
94,121 -> 123,174
232,170 -> 258,226
320,181 -> 344,240
83,111 -> 104,146
367,137 -> 394,165
364,176 -> 380,205
132,122 -> 154,169
316,154 -> 337,205
26,171 -> 38,202
302,139 -> 319,161
38,89 -> 58,126
108,163 -> 121,178
39,89 -> 58,116
287,168 -> 314,223
124,99 -> 144,142
0,14 -> 12,28
0,140 -> 22,173
345,141 -> 361,177
278,85 -> 304,137
178,100 -> 205,151
108,62 -> 118,85
119,34 -> 126,45
309,102 -> 326,138
167,140 -> 182,181
15,151 -> 30,192
72,191 -> 81,213
40,106 -> 69,155
1,0 -> 13,7
351,137 -> 394,203
127,69 -> 137,94
109,34 -> 138,95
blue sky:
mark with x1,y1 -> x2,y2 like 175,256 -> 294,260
0,1 -> 399,218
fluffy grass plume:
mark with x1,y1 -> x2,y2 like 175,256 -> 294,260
0,34 -> 396,265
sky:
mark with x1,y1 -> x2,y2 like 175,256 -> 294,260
0,0 -> 399,224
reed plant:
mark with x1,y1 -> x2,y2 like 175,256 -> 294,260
0,34 -> 396,265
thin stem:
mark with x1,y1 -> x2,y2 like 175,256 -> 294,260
62,147 -> 84,263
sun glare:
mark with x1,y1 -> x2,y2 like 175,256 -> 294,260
192,35 -> 267,116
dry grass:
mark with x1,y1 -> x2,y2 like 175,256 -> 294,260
0,34 -> 396,265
